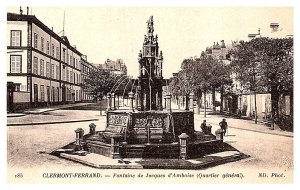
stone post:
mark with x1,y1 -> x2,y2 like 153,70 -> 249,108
164,95 -> 167,109
189,92 -> 194,112
111,93 -> 116,110
89,123 -> 96,135
215,129 -> 224,141
185,94 -> 189,111
75,128 -> 84,150
128,91 -> 134,111
111,135 -> 121,159
179,133 -> 189,160
165,93 -> 172,112
135,93 -> 139,109
107,93 -> 111,110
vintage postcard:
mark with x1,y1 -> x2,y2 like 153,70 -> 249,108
4,3 -> 296,186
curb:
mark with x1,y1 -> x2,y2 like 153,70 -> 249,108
7,119 -> 99,126
228,126 -> 293,138
60,153 -> 143,169
7,113 -> 26,117
202,120 -> 293,138
58,152 -> 248,170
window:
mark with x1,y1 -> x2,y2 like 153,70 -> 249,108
70,55 -> 73,66
41,37 -> 44,52
56,87 -> 59,102
34,33 -> 38,48
47,41 -> 50,55
15,84 -> 21,91
33,57 -> 38,74
62,68 -> 65,81
56,47 -> 59,59
51,64 -> 55,79
40,59 -> 44,76
11,30 -> 21,46
10,55 -> 21,73
285,96 -> 290,115
56,65 -> 60,80
46,62 -> 50,77
52,44 -> 55,57
66,70 -> 69,82
70,71 -> 73,83
62,48 -> 66,62
52,86 -> 55,102
40,85 -> 45,102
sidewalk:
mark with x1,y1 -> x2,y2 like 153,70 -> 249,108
23,102 -> 96,114
7,109 -> 102,126
171,102 -> 293,138
194,112 -> 293,138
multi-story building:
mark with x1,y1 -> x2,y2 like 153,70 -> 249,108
99,58 -> 127,75
7,11 -> 83,111
81,55 -> 97,102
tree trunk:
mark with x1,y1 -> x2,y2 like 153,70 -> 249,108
204,91 -> 207,118
271,86 -> 279,128
290,88 -> 293,131
254,91 -> 257,124
220,86 -> 224,114
212,87 -> 216,111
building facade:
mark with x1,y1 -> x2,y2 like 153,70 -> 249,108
99,58 -> 127,75
7,12 -> 85,111
81,55 -> 97,102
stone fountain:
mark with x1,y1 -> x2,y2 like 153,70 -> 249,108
54,16 -> 242,166
80,16 -> 219,160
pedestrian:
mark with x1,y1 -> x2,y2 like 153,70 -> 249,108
219,118 -> 228,135
200,120 -> 212,134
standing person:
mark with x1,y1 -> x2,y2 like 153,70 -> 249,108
219,118 -> 228,135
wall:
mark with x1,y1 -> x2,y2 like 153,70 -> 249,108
7,21 -> 28,46
13,91 -> 30,103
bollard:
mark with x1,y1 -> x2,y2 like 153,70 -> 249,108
215,129 -> 224,141
111,93 -> 116,110
165,93 -> 172,112
111,135 -> 121,159
178,133 -> 189,160
134,93 -> 138,110
185,94 -> 189,111
128,91 -> 134,111
189,92 -> 194,112
107,93 -> 111,110
89,123 -> 96,135
75,128 -> 84,150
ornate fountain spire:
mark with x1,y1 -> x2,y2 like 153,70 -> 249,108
147,15 -> 154,36
137,15 -> 164,111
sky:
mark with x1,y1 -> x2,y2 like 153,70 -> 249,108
6,7 -> 293,78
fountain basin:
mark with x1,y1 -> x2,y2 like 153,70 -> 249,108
84,109 -> 217,159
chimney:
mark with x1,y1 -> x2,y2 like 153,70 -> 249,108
27,7 -> 29,15
19,6 -> 23,15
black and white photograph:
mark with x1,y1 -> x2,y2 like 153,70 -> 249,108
2,0 -> 298,186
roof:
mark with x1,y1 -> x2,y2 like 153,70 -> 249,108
7,12 -> 82,56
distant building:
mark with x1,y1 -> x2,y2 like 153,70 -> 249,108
99,58 -> 127,75
205,40 -> 231,64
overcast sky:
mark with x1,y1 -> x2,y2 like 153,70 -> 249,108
7,7 -> 293,78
